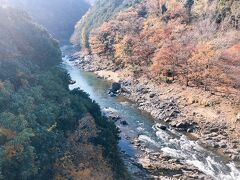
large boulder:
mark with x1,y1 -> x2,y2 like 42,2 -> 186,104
149,93 -> 156,98
136,85 -> 149,94
120,79 -> 132,86
154,123 -> 167,131
120,120 -> 128,126
175,121 -> 196,132
109,82 -> 121,95
237,113 -> 240,121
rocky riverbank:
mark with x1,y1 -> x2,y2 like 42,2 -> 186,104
120,77 -> 240,165
71,53 -> 240,178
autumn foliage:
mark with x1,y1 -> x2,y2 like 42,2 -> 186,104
83,0 -> 240,94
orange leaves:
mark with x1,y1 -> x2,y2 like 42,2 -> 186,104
89,30 -> 108,55
141,17 -> 165,45
152,48 -> 171,70
114,36 -> 132,65
220,43 -> 240,65
151,48 -> 168,75
54,114 -> 113,180
89,21 -> 116,56
4,144 -> 24,159
114,35 -> 155,67
187,42 -> 226,89
0,128 -> 16,140
151,42 -> 181,77
98,22 -> 113,32
189,43 -> 216,66
4,144 -> 17,159
87,0 -> 238,93
132,41 -> 155,66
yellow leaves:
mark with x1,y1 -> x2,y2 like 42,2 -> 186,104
142,16 -> 164,34
190,42 -> 216,66
77,169 -> 91,178
89,31 -> 106,55
114,43 -> 124,59
114,35 -> 132,58
114,36 -> 132,66
76,114 -> 98,141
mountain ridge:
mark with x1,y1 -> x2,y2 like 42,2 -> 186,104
0,0 -> 90,43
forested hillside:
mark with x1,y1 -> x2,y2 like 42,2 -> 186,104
72,0 -> 240,96
71,0 -> 142,48
0,7 -> 127,179
1,0 -> 90,43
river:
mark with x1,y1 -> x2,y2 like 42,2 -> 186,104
61,45 -> 240,180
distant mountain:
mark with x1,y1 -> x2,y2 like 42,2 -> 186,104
0,0 -> 90,43
0,6 -> 61,69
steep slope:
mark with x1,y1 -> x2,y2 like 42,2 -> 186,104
71,0 -> 143,48
1,0 -> 90,43
0,6 -> 61,81
73,0 -> 240,94
0,7 -> 127,179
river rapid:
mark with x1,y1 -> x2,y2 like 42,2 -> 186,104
61,46 -> 240,180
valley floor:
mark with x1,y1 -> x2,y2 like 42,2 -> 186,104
71,52 -> 240,179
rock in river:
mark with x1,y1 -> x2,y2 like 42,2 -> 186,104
120,120 -> 128,126
109,82 -> 121,94
154,123 -> 167,131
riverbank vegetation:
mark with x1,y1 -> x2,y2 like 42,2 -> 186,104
72,0 -> 240,100
0,7 -> 127,179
